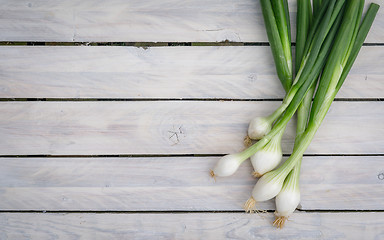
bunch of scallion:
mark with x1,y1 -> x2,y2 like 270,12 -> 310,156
210,0 -> 380,228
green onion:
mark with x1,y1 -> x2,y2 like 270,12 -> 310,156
250,0 -> 379,209
247,0 -> 294,175
252,0 -> 344,133
273,162 -> 301,228
212,0 -> 345,179
247,0 -> 293,141
242,4 -> 344,161
273,0 -> 314,228
211,0 -> 379,230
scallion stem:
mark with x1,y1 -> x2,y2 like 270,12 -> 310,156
269,0 -> 379,189
313,0 -> 323,18
335,3 -> 380,93
271,0 -> 293,79
260,0 -> 292,91
295,0 -> 312,73
273,0 -> 314,226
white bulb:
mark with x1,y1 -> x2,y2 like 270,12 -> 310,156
250,136 -> 282,177
211,154 -> 243,177
275,187 -> 300,218
251,151 -> 282,177
251,172 -> 285,202
248,117 -> 272,140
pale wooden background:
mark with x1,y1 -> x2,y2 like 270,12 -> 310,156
0,0 -> 383,239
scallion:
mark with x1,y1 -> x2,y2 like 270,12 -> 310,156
248,0 -> 379,216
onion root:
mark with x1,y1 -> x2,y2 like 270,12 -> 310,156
252,171 -> 263,178
244,197 -> 256,213
273,216 -> 288,229
243,135 -> 253,148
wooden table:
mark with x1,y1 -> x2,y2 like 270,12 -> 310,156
0,0 -> 383,239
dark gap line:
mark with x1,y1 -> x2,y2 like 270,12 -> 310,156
0,98 -> 382,102
0,154 -> 223,158
0,210 -> 270,214
245,42 -> 277,46
26,42 -> 46,46
292,153 -> 384,157
0,98 -> 283,102
0,153 -> 383,158
334,98 -> 383,101
297,209 -> 384,213
360,43 -> 384,46
1,41 -> 384,47
0,209 -> 383,214
0,41 -> 250,47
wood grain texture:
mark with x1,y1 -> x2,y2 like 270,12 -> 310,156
0,101 -> 383,155
0,0 -> 383,236
1,212 -> 384,239
0,46 -> 383,99
0,156 -> 382,211
0,0 -> 382,43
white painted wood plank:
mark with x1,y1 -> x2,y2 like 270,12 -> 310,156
0,156 -> 382,211
0,46 -> 383,99
0,101 -> 383,155
0,0 -> 382,43
1,212 -> 384,239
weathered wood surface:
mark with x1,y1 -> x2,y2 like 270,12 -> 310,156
1,212 -> 384,239
0,0 -> 382,43
1,0 -> 383,237
0,101 -> 383,155
0,46 -> 383,99
0,156 -> 382,211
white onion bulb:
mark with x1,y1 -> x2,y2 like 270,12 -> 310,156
248,117 -> 273,140
250,133 -> 283,177
251,171 -> 285,202
244,171 -> 285,213
211,154 -> 243,177
275,187 -> 300,219
273,168 -> 301,228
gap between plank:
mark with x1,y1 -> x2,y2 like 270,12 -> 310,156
0,98 -> 382,102
0,210 -> 383,214
1,42 -> 384,47
0,153 -> 383,158
0,98 -> 284,102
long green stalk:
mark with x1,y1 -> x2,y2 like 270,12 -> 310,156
310,0 -> 364,122
240,15 -> 338,160
294,0 -> 315,143
313,0 -> 323,18
271,0 -> 293,80
265,0 -> 344,125
273,2 -> 314,227
281,0 -> 315,208
295,0 -> 312,72
335,3 -> 380,92
282,0 -> 291,46
272,1 -> 379,179
260,0 -> 292,91
239,8 -> 343,160
254,6 -> 342,148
